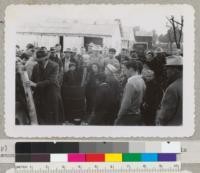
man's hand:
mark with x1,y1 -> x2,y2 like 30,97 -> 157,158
25,80 -> 37,88
155,110 -> 162,126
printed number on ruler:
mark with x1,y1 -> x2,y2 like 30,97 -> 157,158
15,162 -> 181,173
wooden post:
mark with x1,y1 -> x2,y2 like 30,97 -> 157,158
81,66 -> 88,87
18,63 -> 38,125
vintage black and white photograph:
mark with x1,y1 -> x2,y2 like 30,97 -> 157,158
5,4 -> 194,137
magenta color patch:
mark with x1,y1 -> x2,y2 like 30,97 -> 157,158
68,153 -> 86,162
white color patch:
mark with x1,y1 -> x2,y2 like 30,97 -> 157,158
50,154 -> 68,162
161,142 -> 181,153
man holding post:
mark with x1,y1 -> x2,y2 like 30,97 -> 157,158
27,48 -> 64,125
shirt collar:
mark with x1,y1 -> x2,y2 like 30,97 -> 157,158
128,74 -> 141,82
44,60 -> 49,69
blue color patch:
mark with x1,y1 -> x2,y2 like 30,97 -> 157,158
141,153 -> 158,161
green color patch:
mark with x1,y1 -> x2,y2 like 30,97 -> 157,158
122,153 -> 141,162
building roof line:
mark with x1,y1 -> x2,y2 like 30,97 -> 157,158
16,32 -> 112,37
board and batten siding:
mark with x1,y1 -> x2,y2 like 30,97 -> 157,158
16,33 -> 59,50
63,36 -> 83,51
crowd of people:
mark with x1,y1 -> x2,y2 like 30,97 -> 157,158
16,42 -> 183,126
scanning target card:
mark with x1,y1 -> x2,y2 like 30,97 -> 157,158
4,4 -> 195,138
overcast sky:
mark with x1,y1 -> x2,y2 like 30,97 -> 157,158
7,4 -> 185,35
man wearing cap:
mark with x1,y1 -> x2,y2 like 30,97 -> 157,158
20,43 -> 37,78
28,48 -> 64,125
154,47 -> 164,57
102,48 -> 120,71
49,47 -> 63,69
88,45 -> 103,68
156,56 -> 183,126
20,43 -> 35,62
25,43 -> 35,58
130,49 -> 139,60
62,48 -> 76,72
115,60 -> 146,125
116,48 -> 129,63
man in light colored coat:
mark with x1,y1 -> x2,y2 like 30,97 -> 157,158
115,60 -> 146,125
156,55 -> 183,125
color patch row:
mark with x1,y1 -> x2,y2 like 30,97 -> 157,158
16,153 -> 177,162
16,142 -> 181,154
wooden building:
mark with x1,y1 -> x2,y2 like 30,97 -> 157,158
16,21 -> 122,53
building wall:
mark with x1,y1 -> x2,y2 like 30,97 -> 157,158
16,33 -> 59,50
103,37 -> 112,49
111,25 -> 122,53
63,36 -> 83,51
16,31 -> 121,53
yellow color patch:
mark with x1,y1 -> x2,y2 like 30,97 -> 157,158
105,153 -> 122,162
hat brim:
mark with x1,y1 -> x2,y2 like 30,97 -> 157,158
106,66 -> 117,73
165,64 -> 183,67
36,55 -> 49,61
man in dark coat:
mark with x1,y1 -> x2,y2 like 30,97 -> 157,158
49,47 -> 63,85
142,69 -> 163,125
49,47 -> 63,71
61,62 -> 84,123
144,50 -> 167,90
28,49 -> 64,125
88,73 -> 115,125
105,64 -> 121,120
55,43 -> 63,60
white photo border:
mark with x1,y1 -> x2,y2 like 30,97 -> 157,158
4,4 -> 195,138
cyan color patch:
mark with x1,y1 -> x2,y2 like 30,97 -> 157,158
141,153 -> 158,161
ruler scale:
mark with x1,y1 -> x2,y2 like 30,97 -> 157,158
15,162 -> 181,173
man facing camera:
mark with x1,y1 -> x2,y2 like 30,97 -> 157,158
115,60 -> 146,125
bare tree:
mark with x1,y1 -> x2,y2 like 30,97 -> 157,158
166,16 -> 184,49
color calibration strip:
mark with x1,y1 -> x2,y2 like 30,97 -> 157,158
15,142 -> 180,163
16,153 -> 177,162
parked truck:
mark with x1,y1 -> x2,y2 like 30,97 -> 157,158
133,42 -> 148,59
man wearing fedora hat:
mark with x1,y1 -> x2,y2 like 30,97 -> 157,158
49,47 -> 63,68
28,48 -> 64,125
62,48 -> 77,72
156,56 -> 183,126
